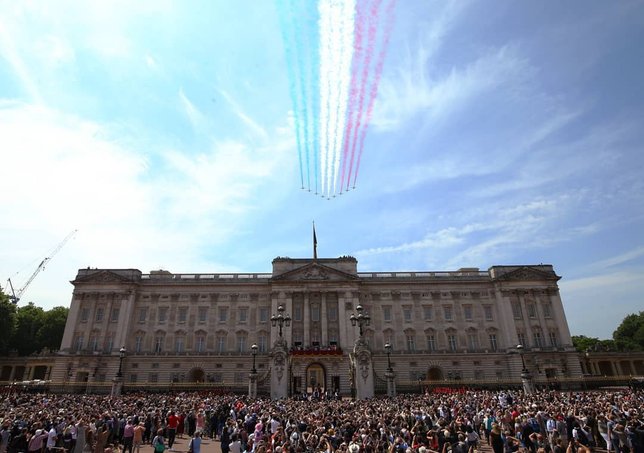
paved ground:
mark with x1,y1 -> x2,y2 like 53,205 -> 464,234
137,436 -> 222,453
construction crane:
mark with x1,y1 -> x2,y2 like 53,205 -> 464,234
5,229 -> 78,305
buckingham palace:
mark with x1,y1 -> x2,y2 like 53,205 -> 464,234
17,254 -> 583,397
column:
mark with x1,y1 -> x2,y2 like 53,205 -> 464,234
321,293 -> 328,346
337,292 -> 349,349
284,292 -> 293,345
303,293 -> 310,347
115,292 -> 137,353
611,361 -> 619,376
60,292 -> 83,352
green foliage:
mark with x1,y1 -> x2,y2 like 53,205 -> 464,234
572,335 -> 616,352
613,311 -> 644,351
36,306 -> 69,351
0,287 -> 17,354
0,287 -> 69,356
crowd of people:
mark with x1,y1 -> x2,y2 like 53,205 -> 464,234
1,388 -> 643,453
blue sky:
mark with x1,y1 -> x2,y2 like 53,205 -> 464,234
1,1 -> 643,339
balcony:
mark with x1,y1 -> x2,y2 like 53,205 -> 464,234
290,345 -> 343,356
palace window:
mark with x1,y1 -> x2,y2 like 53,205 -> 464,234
517,331 -> 527,347
383,306 -> 392,322
403,306 -> 412,323
138,308 -> 147,323
444,306 -> 453,321
104,334 -> 114,353
533,331 -> 543,348
328,305 -> 338,321
158,307 -> 168,323
489,334 -> 498,352
311,304 -> 320,322
154,336 -> 164,353
175,337 -> 185,353
196,335 -> 206,352
423,306 -> 433,321
178,307 -> 188,323
218,307 -> 228,323
135,335 -> 143,353
95,307 -> 104,322
80,307 -> 89,322
549,331 -> 558,347
467,333 -> 478,351
74,334 -> 84,352
237,334 -> 247,352
512,301 -> 523,320
216,335 -> 226,353
484,305 -> 493,321
89,336 -> 98,352
448,334 -> 457,351
258,307 -> 269,323
406,334 -> 416,351
198,307 -> 207,323
427,335 -> 436,352
238,307 -> 248,323
543,302 -> 552,318
111,308 -> 119,322
527,303 -> 537,319
463,305 -> 473,321
294,305 -> 303,321
258,334 -> 267,352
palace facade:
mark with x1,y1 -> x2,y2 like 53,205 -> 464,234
3,256 -> 613,395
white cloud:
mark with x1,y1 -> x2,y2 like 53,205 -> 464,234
218,89 -> 269,141
0,100 -> 293,309
373,44 -> 529,131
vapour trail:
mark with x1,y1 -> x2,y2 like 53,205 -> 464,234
345,0 -> 381,191
290,0 -> 312,191
276,0 -> 305,188
353,0 -> 397,188
318,0 -> 332,196
339,0 -> 366,193
330,0 -> 356,196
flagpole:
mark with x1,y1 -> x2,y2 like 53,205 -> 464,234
313,221 -> 318,261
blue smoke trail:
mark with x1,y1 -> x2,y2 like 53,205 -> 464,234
275,0 -> 305,188
289,0 -> 312,191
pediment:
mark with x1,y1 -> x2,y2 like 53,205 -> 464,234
272,262 -> 359,282
493,266 -> 559,282
73,270 -> 134,284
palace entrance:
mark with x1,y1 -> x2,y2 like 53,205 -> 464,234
306,363 -> 326,395
427,367 -> 444,381
188,367 -> 205,383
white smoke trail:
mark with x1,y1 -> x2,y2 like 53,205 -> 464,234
330,0 -> 355,195
318,0 -> 332,196
319,0 -> 356,197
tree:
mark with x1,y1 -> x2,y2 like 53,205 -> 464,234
0,287 -> 17,354
572,335 -> 615,352
613,311 -> 644,351
36,306 -> 69,351
10,302 -> 46,355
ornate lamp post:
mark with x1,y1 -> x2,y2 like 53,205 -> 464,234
117,346 -> 126,378
270,305 -> 291,399
384,342 -> 396,397
251,343 -> 258,373
248,343 -> 258,399
111,346 -> 126,397
516,344 -> 534,394
349,304 -> 371,337
271,305 -> 291,337
385,342 -> 393,372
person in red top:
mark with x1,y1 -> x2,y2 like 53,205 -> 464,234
166,411 -> 179,449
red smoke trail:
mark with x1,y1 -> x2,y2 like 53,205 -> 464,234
339,0 -> 367,192
345,0 -> 381,192
352,0 -> 396,188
